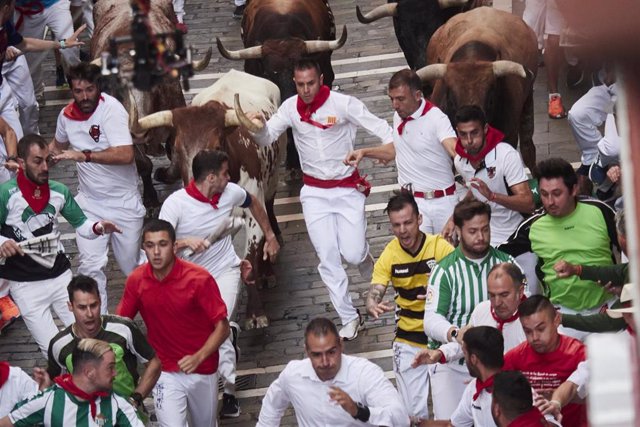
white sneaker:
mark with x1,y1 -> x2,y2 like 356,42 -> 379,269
339,312 -> 365,341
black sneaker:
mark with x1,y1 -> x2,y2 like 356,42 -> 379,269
220,393 -> 240,418
566,63 -> 584,88
232,4 -> 245,19
55,66 -> 68,89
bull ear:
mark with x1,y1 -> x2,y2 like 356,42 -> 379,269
492,60 -> 526,78
416,64 -> 447,81
356,3 -> 398,24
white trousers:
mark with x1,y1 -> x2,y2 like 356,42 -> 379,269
300,185 -> 369,325
9,269 -> 74,356
75,192 -> 145,313
69,0 -> 94,38
16,0 -> 80,97
415,194 -> 458,235
393,341 -> 431,420
523,0 -> 565,49
0,79 -> 24,140
173,0 -> 185,22
568,84 -> 616,166
153,371 -> 219,427
215,265 -> 241,394
430,362 -> 471,420
2,55 -> 38,135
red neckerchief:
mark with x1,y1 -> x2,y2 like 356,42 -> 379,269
455,125 -> 505,163
507,407 -> 549,427
54,374 -> 109,418
491,295 -> 527,332
297,85 -> 331,129
628,325 -> 636,336
397,100 -> 434,135
17,168 -> 50,214
0,361 -> 9,388
14,1 -> 44,31
184,179 -> 221,209
62,96 -> 104,121
473,374 -> 495,401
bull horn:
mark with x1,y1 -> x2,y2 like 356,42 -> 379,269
492,60 -> 526,78
416,63 -> 448,81
438,0 -> 470,8
234,93 -> 264,133
356,3 -> 398,24
192,47 -> 212,71
90,57 -> 101,66
138,110 -> 174,130
224,109 -> 240,127
304,25 -> 348,54
127,89 -> 145,136
216,37 -> 263,60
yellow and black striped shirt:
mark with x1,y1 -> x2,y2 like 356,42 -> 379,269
372,233 -> 454,347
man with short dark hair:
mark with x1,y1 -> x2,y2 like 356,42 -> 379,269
49,62 -> 145,314
346,68 -> 459,235
118,219 -> 229,427
159,148 -> 279,417
47,275 -> 161,412
499,157 -> 619,340
366,191 -> 453,421
504,295 -> 587,426
0,135 -> 120,355
0,338 -> 143,426
257,317 -> 409,427
492,371 -> 554,427
424,199 -> 516,419
243,59 -> 394,340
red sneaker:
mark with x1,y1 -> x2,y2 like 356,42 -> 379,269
0,295 -> 20,334
548,94 -> 567,119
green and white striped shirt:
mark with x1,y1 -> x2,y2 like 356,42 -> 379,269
424,246 -> 516,346
9,385 -> 143,427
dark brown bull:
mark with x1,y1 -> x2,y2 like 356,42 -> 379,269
90,0 -> 211,208
216,0 -> 346,173
417,7 -> 539,170
137,70 -> 285,329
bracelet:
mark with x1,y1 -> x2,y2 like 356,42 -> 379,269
59,39 -> 67,49
575,264 -> 583,277
549,399 -> 562,410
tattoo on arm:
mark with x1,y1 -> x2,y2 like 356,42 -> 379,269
368,284 -> 387,304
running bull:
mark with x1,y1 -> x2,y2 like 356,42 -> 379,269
137,70 -> 285,329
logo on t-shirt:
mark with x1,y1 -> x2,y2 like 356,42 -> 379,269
89,125 -> 101,142
486,166 -> 496,179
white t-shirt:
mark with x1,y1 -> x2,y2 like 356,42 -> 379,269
392,100 -> 457,191
55,93 -> 141,201
253,91 -> 394,180
455,143 -> 528,245
0,366 -> 39,417
451,379 -> 495,427
159,182 -> 249,279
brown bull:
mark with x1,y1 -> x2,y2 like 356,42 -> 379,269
138,70 -> 285,329
216,0 -> 346,172
91,0 -> 211,208
417,7 -> 539,171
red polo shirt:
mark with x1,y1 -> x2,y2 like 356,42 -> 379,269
504,335 -> 587,427
117,258 -> 227,375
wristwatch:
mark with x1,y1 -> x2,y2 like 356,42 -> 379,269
129,392 -> 144,409
83,150 -> 92,162
450,327 -> 460,342
352,402 -> 370,422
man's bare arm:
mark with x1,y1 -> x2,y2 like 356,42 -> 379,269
366,283 -> 393,319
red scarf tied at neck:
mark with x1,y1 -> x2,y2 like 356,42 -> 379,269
62,96 -> 104,121
455,125 -> 505,163
491,295 -> 527,332
397,100 -> 434,135
54,374 -> 109,418
185,179 -> 221,209
17,168 -> 50,214
0,361 -> 9,388
473,374 -> 495,401
297,85 -> 332,129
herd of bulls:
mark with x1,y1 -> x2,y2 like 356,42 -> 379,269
89,0 -> 540,328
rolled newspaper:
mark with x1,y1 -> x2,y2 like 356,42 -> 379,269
181,216 -> 245,258
0,232 -> 61,269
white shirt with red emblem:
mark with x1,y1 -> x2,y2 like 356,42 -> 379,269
391,100 -> 457,191
55,93 -> 140,202
253,91 -> 393,180
159,183 -> 250,279
455,143 -> 529,245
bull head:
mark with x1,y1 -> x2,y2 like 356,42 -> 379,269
415,60 -> 526,81
216,25 -> 348,60
356,0 -> 468,23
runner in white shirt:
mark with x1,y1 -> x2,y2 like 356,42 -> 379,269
0,362 -> 39,417
240,59 -> 394,340
159,149 -> 279,418
257,317 -> 409,427
445,105 -> 538,292
345,69 -> 458,235
50,63 -> 145,314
